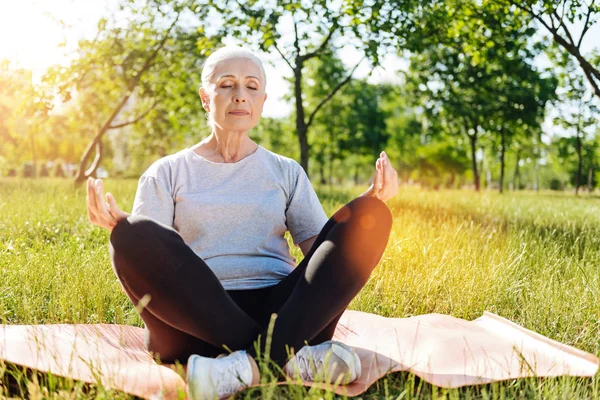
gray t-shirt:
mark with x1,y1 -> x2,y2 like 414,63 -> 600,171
131,145 -> 328,290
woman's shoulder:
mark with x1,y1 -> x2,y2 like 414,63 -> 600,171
260,147 -> 302,172
140,149 -> 190,180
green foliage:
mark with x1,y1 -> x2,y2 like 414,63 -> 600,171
505,0 -> 600,99
549,45 -> 600,192
1,0 -> 599,192
35,1 -> 222,178
302,51 -> 390,184
253,117 -> 299,159
404,0 -> 557,190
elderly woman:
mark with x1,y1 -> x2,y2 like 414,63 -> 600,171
86,46 -> 398,399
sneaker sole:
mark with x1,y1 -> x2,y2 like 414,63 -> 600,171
186,354 -> 199,400
187,354 -> 218,400
330,342 -> 361,383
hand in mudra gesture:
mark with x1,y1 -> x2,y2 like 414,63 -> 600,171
86,177 -> 129,232
365,151 -> 398,202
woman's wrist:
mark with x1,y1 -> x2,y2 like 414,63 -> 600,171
360,184 -> 377,198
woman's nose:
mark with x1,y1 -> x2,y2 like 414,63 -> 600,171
233,88 -> 246,103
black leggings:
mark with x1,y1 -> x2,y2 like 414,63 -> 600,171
108,195 -> 392,371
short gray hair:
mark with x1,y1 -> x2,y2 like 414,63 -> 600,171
201,46 -> 267,91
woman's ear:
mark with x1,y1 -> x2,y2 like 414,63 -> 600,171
199,87 -> 210,112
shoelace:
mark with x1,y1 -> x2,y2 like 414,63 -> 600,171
294,348 -> 327,381
214,353 -> 251,397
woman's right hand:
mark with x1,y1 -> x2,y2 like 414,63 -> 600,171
86,177 -> 129,232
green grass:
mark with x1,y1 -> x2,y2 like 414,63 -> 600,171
0,178 -> 599,399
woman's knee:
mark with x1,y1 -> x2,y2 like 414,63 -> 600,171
338,195 -> 393,236
324,196 -> 393,281
109,215 -> 178,261
111,215 -> 162,247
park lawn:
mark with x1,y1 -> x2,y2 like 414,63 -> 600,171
0,177 -> 599,399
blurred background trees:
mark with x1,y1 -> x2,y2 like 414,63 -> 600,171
0,0 -> 598,194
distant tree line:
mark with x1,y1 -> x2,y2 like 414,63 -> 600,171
0,0 -> 598,194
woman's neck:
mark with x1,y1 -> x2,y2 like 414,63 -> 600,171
194,129 -> 257,163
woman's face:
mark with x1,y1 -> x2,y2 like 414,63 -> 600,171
200,57 -> 267,132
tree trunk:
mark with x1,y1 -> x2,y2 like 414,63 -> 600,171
513,148 -> 521,191
588,165 -> 593,193
328,151 -> 333,187
74,95 -> 129,184
293,61 -> 310,177
319,155 -> 326,185
499,128 -> 506,194
576,132 -> 582,196
30,130 -> 36,178
354,164 -> 360,185
533,144 -> 539,191
467,120 -> 480,191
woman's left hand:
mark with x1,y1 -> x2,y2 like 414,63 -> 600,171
363,151 -> 398,202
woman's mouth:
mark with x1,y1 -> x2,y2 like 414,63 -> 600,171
229,110 -> 249,116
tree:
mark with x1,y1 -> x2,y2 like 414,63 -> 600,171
405,0 -> 555,191
488,63 -> 556,193
552,54 -> 599,194
553,133 -> 599,192
508,0 -> 600,99
44,0 -> 216,184
301,51 -> 389,185
0,61 -> 30,162
0,62 -> 56,176
204,0 -> 423,176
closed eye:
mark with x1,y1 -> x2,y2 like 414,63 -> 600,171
221,85 -> 258,90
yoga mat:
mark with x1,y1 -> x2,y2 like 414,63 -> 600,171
0,310 -> 597,399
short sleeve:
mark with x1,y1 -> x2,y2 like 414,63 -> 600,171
285,164 -> 328,245
131,174 -> 175,228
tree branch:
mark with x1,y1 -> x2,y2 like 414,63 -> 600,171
582,63 -> 600,98
303,20 -> 338,61
515,2 -> 554,33
306,56 -> 365,129
75,13 -> 181,183
108,100 -> 157,129
551,9 -> 576,45
558,0 -> 568,29
513,0 -> 600,98
577,0 -> 595,49
273,40 -> 294,71
293,17 -> 301,59
130,15 -> 180,89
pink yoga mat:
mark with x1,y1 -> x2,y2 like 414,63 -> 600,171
0,310 -> 597,399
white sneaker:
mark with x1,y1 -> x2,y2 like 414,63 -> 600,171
283,340 -> 361,384
186,350 -> 253,400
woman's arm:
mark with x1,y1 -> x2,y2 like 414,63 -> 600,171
298,235 -> 318,257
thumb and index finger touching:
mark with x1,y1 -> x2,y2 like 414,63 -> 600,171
86,177 -> 128,226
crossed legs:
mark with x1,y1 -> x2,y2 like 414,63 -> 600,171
108,195 -> 392,371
